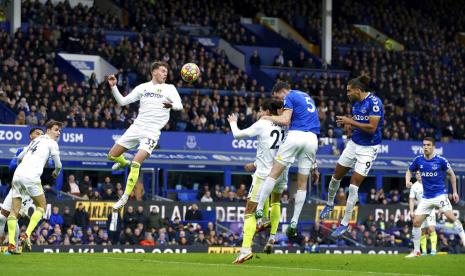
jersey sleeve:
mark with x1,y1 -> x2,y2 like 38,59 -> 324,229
368,97 -> 382,117
166,85 -> 183,111
49,140 -> 60,157
283,93 -> 294,110
230,120 -> 264,139
408,157 -> 419,172
440,157 -> 451,171
111,84 -> 142,106
409,186 -> 416,199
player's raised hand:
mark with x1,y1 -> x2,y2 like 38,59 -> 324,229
227,114 -> 238,123
452,192 -> 459,203
107,75 -> 117,87
244,162 -> 256,172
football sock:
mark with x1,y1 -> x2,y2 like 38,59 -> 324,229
108,154 -> 130,167
263,197 -> 270,219
430,231 -> 437,252
270,202 -> 281,235
257,177 -> 276,211
242,214 -> 256,248
7,215 -> 17,246
453,220 -> 465,244
341,184 -> 359,226
327,176 -> 341,206
0,213 -> 6,237
420,234 -> 427,253
291,190 -> 306,223
124,161 -> 141,196
412,227 -> 421,253
26,207 -> 44,237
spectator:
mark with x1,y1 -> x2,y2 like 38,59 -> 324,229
249,50 -> 261,67
107,211 -> 123,244
123,206 -> 137,229
73,203 -> 90,229
63,175 -> 81,197
140,232 -> 156,246
147,208 -> 163,231
49,206 -> 64,228
185,204 -> 202,220
200,191 -> 214,202
62,206 -> 74,231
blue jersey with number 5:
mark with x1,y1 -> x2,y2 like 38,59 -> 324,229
283,90 -> 320,134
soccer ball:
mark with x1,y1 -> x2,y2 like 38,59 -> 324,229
180,63 -> 200,82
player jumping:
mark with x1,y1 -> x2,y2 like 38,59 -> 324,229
319,75 -> 384,238
405,137 -> 465,258
229,99 -> 288,264
254,81 -> 320,238
409,170 -> 438,255
5,120 -> 63,255
107,61 -> 183,211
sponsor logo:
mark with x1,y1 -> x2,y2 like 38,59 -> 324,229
352,115 -> 369,121
142,91 -> 164,98
373,105 -> 380,112
315,205 -> 358,224
75,201 -> 119,222
208,247 -> 241,254
421,171 -> 438,177
232,139 -> 258,149
197,38 -> 217,47
61,133 -> 84,143
0,130 -> 22,141
69,60 -> 94,70
411,146 -> 443,155
186,135 -> 197,149
432,164 -> 438,170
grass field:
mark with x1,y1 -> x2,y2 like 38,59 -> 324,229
1,253 -> 464,276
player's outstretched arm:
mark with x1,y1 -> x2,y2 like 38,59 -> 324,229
227,114 -> 261,139
164,86 -> 183,110
262,109 -> 292,126
107,75 -> 141,106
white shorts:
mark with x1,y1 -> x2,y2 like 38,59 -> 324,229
337,140 -> 380,176
415,194 -> 452,217
116,124 -> 161,155
11,175 -> 43,199
421,209 -> 437,228
275,131 -> 318,175
248,169 -> 289,202
1,190 -> 35,217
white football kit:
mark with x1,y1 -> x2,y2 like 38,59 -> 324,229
12,135 -> 61,198
230,119 -> 289,202
338,140 -> 380,177
111,82 -> 183,154
409,181 -> 437,228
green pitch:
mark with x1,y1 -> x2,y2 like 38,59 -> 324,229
0,253 -> 463,276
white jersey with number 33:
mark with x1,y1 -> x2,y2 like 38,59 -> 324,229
15,135 -> 60,181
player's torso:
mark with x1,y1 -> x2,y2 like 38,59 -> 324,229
16,136 -> 53,178
287,90 -> 320,133
351,93 -> 383,145
135,82 -> 172,127
417,156 -> 447,198
255,121 -> 286,177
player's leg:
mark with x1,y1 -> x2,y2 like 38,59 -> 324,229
255,161 -> 286,217
264,191 -> 281,254
320,142 -> 356,220
406,213 -> 428,257
442,210 -> 465,245
0,190 -> 13,241
22,187 -> 47,251
108,144 -> 130,170
234,175 -> 263,264
5,193 -> 21,254
108,125 -> 141,170
428,211 -> 437,255
420,227 -> 427,255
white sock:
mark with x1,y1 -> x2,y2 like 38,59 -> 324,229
340,184 -> 358,226
327,176 -> 341,206
257,177 -> 276,211
453,220 -> 465,244
0,213 -> 6,237
291,190 -> 306,223
412,227 -> 421,252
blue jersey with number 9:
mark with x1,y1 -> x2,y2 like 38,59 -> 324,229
283,90 -> 320,134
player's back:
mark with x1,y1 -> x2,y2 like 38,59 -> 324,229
284,90 -> 320,134
254,119 -> 285,178
15,135 -> 58,180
